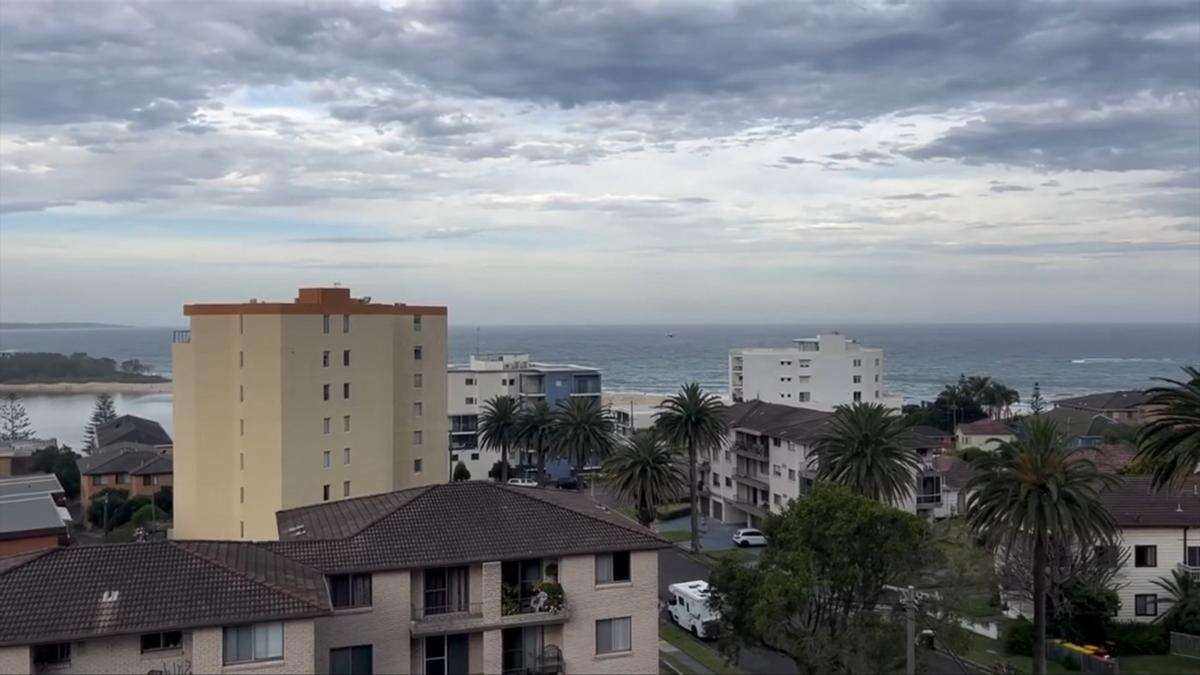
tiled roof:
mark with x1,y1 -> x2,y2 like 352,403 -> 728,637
1039,407 -> 1126,442
907,425 -> 954,450
95,414 -> 172,448
1054,390 -> 1149,412
957,418 -> 1014,436
267,481 -> 668,573
724,400 -> 831,444
0,541 -> 330,647
1099,476 -> 1200,528
78,445 -> 172,476
935,455 -> 976,490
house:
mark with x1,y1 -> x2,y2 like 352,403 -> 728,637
95,415 -> 172,449
0,439 -> 57,478
955,418 -> 1016,451
1053,390 -> 1151,424
730,333 -> 901,410
916,455 -> 974,520
0,481 -> 667,674
0,474 -> 70,557
77,443 -> 173,507
1038,406 -> 1130,448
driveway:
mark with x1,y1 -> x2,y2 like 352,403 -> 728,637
657,515 -> 765,558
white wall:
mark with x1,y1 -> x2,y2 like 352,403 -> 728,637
731,334 -> 888,410
1112,527 -> 1191,622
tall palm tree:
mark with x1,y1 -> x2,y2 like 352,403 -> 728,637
516,400 -> 555,484
813,402 -> 919,505
965,417 -> 1118,675
603,429 -> 687,527
1134,366 -> 1200,490
655,383 -> 727,553
982,381 -> 1020,419
552,397 -> 615,477
1152,567 -> 1200,634
478,395 -> 521,483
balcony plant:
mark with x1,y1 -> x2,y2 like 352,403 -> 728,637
501,583 -> 522,616
532,580 -> 566,614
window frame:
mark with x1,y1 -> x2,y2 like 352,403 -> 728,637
1135,545 -> 1158,568
32,642 -> 71,666
1134,594 -> 1158,617
329,573 -> 373,610
595,551 -> 632,585
140,630 -> 183,653
222,622 -> 284,665
329,645 -> 373,675
595,617 -> 633,655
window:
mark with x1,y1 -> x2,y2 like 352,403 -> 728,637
788,469 -> 796,481
413,430 -> 423,445
772,437 -> 781,447
413,402 -> 422,417
32,643 -> 70,666
323,350 -> 330,367
143,475 -> 153,486
239,351 -> 244,368
343,349 -> 350,367
239,385 -> 244,402
324,417 -> 331,434
329,573 -> 372,609
344,415 -> 351,432
239,315 -> 244,334
1188,545 -> 1200,567
323,484 -> 331,501
223,622 -> 283,665
414,459 -> 423,473
596,551 -> 632,584
596,617 -> 632,654
414,373 -> 423,388
323,384 -> 330,401
330,645 -> 373,675
724,451 -> 731,462
470,453 -> 480,461
465,397 -> 476,405
725,477 -> 732,487
343,382 -> 351,399
875,358 -> 880,366
465,377 -> 475,386
240,453 -> 244,470
780,377 -> 792,383
853,375 -> 862,383
240,418 -> 245,436
797,392 -> 810,402
343,314 -> 350,333
875,391 -> 880,398
712,473 -> 719,486
141,631 -> 182,653
1135,545 -> 1158,567
343,448 -> 351,465
343,480 -> 351,497
91,475 -> 104,486
323,314 -> 331,334
875,374 -> 880,382
323,451 -> 331,469
413,315 -> 422,332
853,359 -> 862,367
240,521 -> 244,538
853,391 -> 862,402
414,346 -> 423,360
1135,594 -> 1158,616
774,493 -> 783,505
240,486 -> 244,504
118,472 -> 130,484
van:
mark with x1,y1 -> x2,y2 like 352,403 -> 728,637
667,580 -> 720,639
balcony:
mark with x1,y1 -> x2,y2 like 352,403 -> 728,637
731,498 -> 770,518
732,440 -> 768,459
172,330 -> 191,344
734,469 -> 769,490
411,601 -> 486,637
916,494 -> 943,508
1178,563 -> 1200,582
499,583 -> 570,629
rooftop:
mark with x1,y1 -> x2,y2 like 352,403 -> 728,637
0,473 -> 64,501
1038,407 -> 1128,443
78,444 -> 172,476
0,494 -> 68,541
184,286 -> 446,317
1099,476 -> 1200,528
449,356 -> 600,374
957,418 -> 1015,436
724,400 -> 831,444
1054,390 -> 1149,412
95,414 -> 172,449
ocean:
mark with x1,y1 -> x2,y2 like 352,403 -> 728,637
2,323 -> 1197,449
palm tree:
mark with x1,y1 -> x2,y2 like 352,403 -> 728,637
965,417 -> 1119,675
983,381 -> 1020,419
813,402 -> 919,505
478,395 -> 521,483
655,383 -> 727,553
1134,366 -> 1200,490
603,429 -> 687,527
1152,568 -> 1200,634
552,397 -> 615,477
516,400 -> 555,484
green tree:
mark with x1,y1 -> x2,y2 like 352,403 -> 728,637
1029,382 -> 1047,415
709,483 -> 934,673
478,395 -> 521,483
1134,366 -> 1200,490
965,418 -> 1119,675
1152,568 -> 1200,634
0,393 -> 34,441
814,402 -> 919,506
452,461 -> 472,481
87,487 -> 129,530
552,396 -> 615,476
31,445 -> 81,499
602,429 -> 686,526
515,400 -> 555,484
83,393 -> 118,450
655,383 -> 727,553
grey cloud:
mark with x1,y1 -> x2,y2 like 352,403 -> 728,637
289,227 -> 483,244
882,192 -> 954,201
1040,180 -> 1061,188
989,183 -> 1033,193
0,200 -> 76,213
1165,222 -> 1200,233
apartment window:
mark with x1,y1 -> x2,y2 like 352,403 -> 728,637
343,383 -> 351,399
875,391 -> 880,398
725,477 -> 732,487
596,551 -> 632,584
724,451 -> 731,462
414,373 -> 423,388
240,486 -> 244,504
414,346 -> 423,361
240,521 -> 245,538
223,622 -> 283,665
343,480 -> 351,497
343,448 -> 351,465
343,314 -> 351,333
330,646 -> 373,675
596,617 -> 632,654
780,360 -> 791,366
451,453 -> 459,463
413,430 -> 423,446
32,643 -> 71,667
1135,594 -> 1158,617
329,573 -> 372,609
789,469 -> 796,481
773,437 -> 781,447
797,392 -> 810,402
465,397 -> 476,405
853,391 -> 862,402
875,358 -> 880,366
143,475 -> 153,486
115,472 -> 128,484
323,451 -> 331,469
239,351 -> 244,368
773,465 -> 782,477
323,314 -> 331,334
91,475 -> 104,486
343,349 -> 350,367
853,359 -> 862,367
413,315 -> 422,332
853,375 -> 862,384
1135,545 -> 1158,567
465,377 -> 475,386
774,493 -> 783,505
780,377 -> 792,383
239,314 -> 244,334
712,473 -> 720,486
239,385 -> 244,402
471,452 -> 480,461
414,459 -> 423,473
323,384 -> 330,401
323,417 -> 331,434
323,484 -> 331,501
141,631 -> 182,653
239,453 -> 244,470
240,418 -> 245,435
344,415 -> 351,431
323,350 -> 330,368
875,374 -> 880,382
413,402 -> 423,417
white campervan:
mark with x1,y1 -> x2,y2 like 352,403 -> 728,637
667,580 -> 720,639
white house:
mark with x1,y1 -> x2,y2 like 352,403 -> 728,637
955,418 -> 1016,452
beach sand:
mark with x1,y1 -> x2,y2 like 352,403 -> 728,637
0,381 -> 173,395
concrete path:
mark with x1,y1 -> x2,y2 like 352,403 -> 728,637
660,639 -> 715,675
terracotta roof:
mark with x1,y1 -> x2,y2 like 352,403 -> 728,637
957,418 -> 1014,436
267,481 -> 668,573
1073,444 -> 1136,473
95,414 -> 172,448
0,541 -> 330,647
1039,408 -> 1126,442
907,425 -> 954,451
935,455 -> 976,489
724,400 -> 831,444
1054,390 -> 1149,412
1099,476 -> 1200,528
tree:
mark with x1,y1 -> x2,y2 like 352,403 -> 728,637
1029,382 -> 1047,415
31,445 -> 81,499
965,417 -> 1119,675
552,396 -> 615,475
478,395 -> 520,483
1152,568 -> 1200,634
602,429 -> 686,526
0,393 -> 34,441
515,400 -> 555,484
452,461 -> 472,481
83,393 -> 118,451
87,487 -> 129,530
655,383 -> 727,553
119,359 -> 147,374
814,402 -> 919,506
709,483 -> 934,673
153,485 -> 173,514
1134,366 -> 1200,490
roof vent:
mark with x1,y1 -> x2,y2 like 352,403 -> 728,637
101,590 -> 120,603
285,524 -> 307,537
1177,504 -> 1184,513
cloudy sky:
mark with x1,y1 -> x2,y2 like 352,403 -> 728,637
1,0 -> 1197,325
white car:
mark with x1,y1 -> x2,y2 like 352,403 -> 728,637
506,478 -> 538,487
732,528 -> 767,548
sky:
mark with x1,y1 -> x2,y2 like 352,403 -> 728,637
0,0 -> 1197,326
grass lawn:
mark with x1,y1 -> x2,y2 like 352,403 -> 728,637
659,620 -> 741,674
958,632 -> 1197,675
702,548 -> 760,567
660,530 -> 693,543
1119,654 -> 1200,674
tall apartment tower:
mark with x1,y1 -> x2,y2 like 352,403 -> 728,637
729,333 -> 900,411
172,287 -> 448,540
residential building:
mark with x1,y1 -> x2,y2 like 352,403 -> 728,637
954,418 -> 1016,451
0,439 -> 56,477
77,443 -> 173,507
729,333 -> 899,411
172,286 -> 449,540
0,474 -> 70,557
1039,406 -> 1130,448
916,455 -> 973,520
95,415 -> 172,449
1053,390 -> 1152,423
0,481 -> 666,675
447,353 -> 601,480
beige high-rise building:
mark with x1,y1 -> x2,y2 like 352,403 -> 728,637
171,287 -> 448,540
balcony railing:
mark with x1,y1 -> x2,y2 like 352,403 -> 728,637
732,441 -> 768,458
734,469 -> 769,489
732,498 -> 770,517
1178,563 -> 1200,581
916,494 -> 943,506
412,601 -> 483,621
172,330 -> 191,344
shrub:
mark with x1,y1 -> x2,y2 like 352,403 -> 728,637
452,462 -> 471,482
1108,621 -> 1168,656
129,503 -> 163,527
656,502 -> 691,521
87,488 -> 129,529
1004,617 -> 1035,657
154,486 -> 173,514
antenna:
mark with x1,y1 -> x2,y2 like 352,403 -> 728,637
476,326 -> 480,355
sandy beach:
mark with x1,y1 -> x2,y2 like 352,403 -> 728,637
0,381 -> 173,395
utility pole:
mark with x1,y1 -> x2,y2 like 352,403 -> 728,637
905,585 -> 916,675
102,494 -> 109,532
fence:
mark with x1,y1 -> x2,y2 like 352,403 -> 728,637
1171,632 -> 1200,660
1045,642 -> 1119,674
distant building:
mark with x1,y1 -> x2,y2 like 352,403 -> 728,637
730,333 -> 899,411
172,287 -> 449,540
77,443 -> 173,507
447,353 -> 601,480
1038,406 -> 1130,448
955,418 -> 1016,451
1053,390 -> 1152,423
0,474 -> 69,557
0,439 -> 57,478
95,415 -> 172,449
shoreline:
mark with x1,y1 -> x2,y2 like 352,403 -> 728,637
0,381 -> 173,395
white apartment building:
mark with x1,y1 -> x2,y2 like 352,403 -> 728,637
730,333 -> 899,411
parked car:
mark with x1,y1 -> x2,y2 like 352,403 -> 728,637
667,580 -> 720,639
732,528 -> 767,547
506,478 -> 538,487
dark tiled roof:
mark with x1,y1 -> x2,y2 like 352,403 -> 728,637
957,418 -> 1014,435
907,425 -> 954,451
1099,476 -> 1200,528
1054,390 -> 1149,412
78,445 -> 172,476
96,414 -> 172,448
1039,407 -> 1126,442
0,541 -> 330,646
267,481 -> 668,573
724,400 -> 831,444
935,455 -> 976,489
